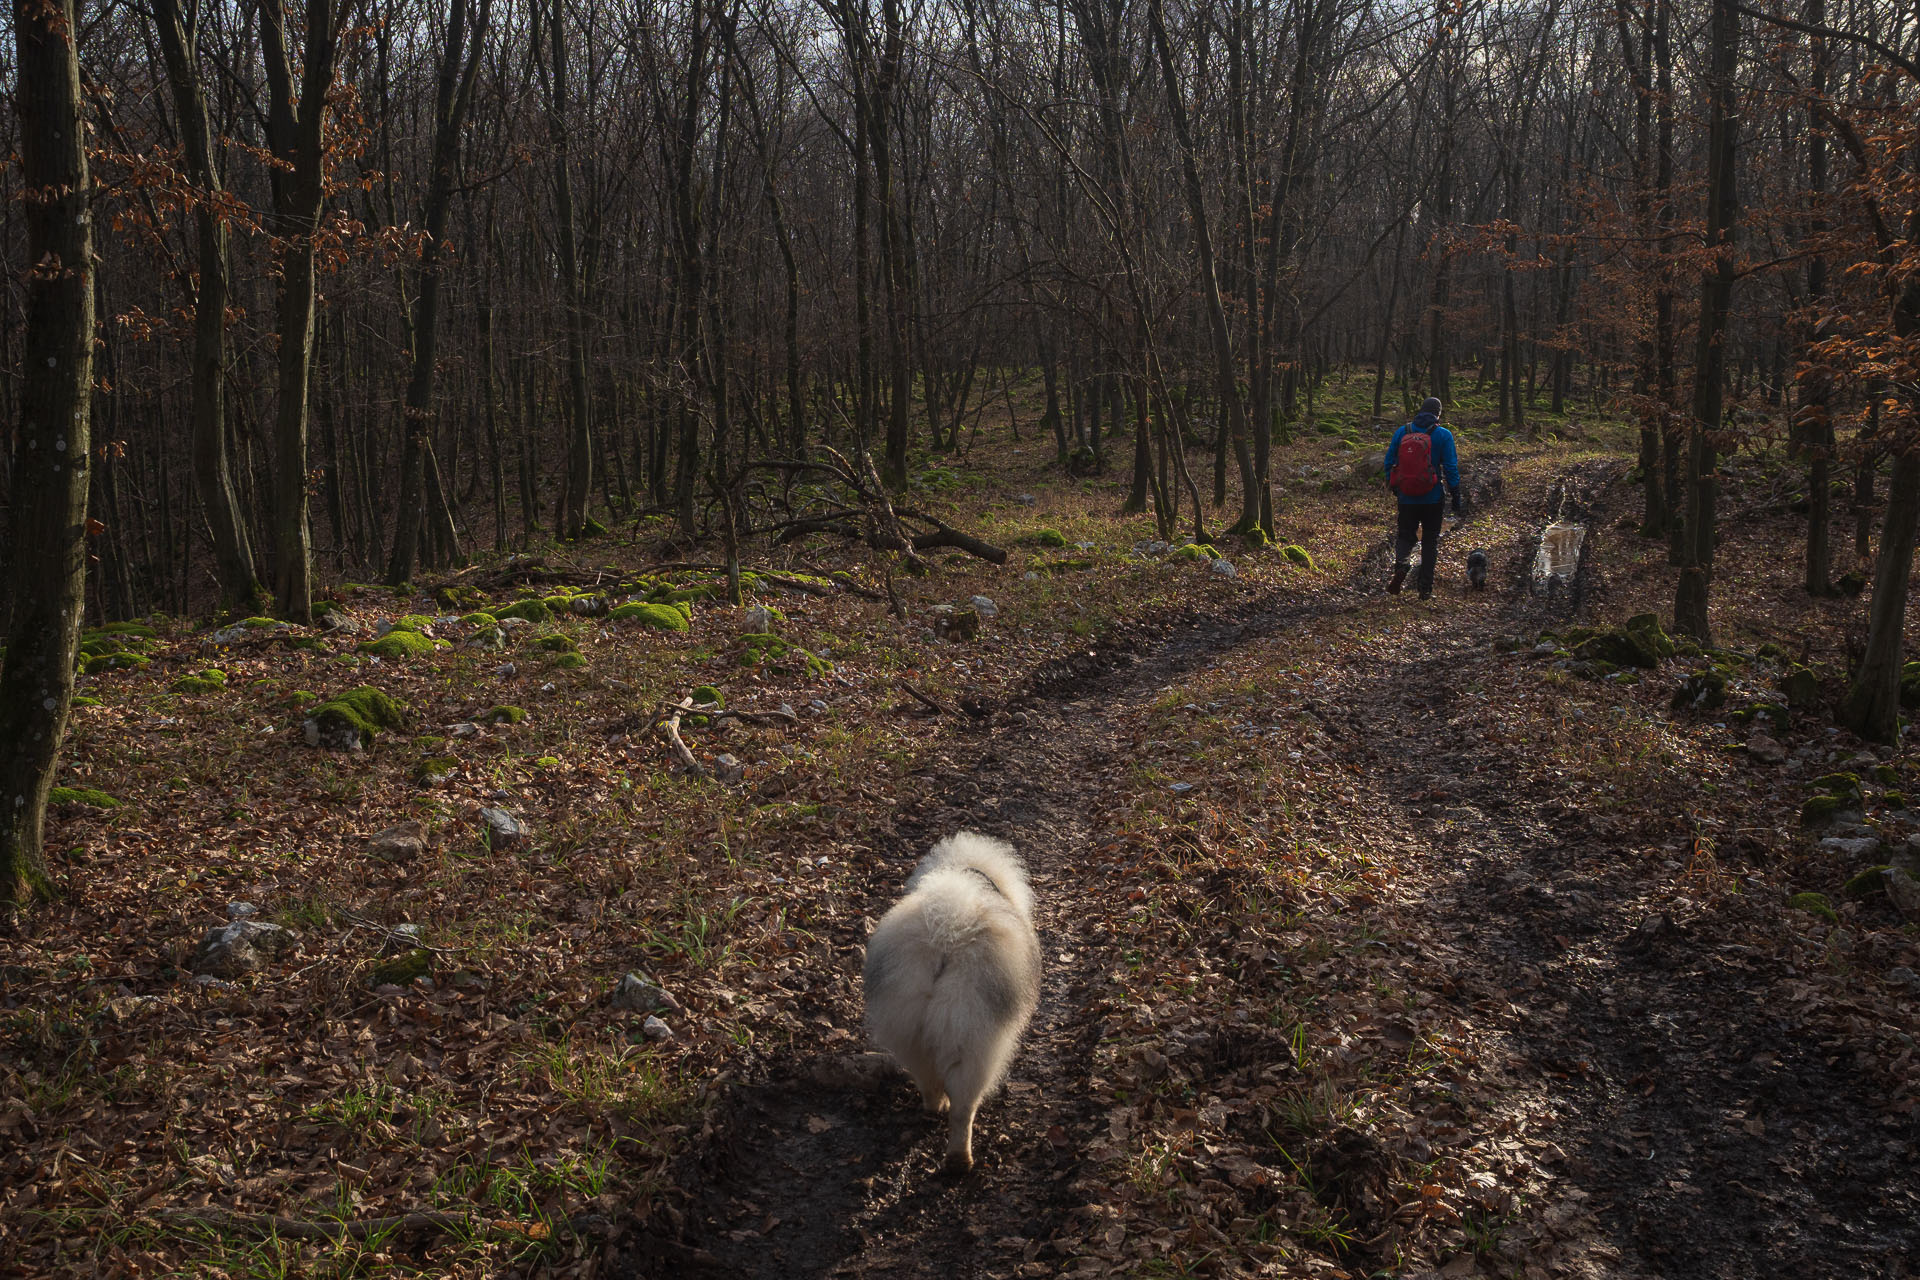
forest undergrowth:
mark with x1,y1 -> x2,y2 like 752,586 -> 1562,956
3,380 -> 1917,1278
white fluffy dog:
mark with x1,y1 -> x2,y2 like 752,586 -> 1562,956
863,832 -> 1041,1173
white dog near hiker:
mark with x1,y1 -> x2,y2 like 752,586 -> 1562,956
862,832 -> 1041,1173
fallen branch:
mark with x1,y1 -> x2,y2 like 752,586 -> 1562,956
900,682 -> 954,716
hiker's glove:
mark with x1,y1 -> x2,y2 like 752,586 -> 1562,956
1450,492 -> 1463,517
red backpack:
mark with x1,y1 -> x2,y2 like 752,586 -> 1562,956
1390,426 -> 1439,497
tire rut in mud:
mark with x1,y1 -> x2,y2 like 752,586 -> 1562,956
616,594 -> 1325,1280
1341,478 -> 1917,1276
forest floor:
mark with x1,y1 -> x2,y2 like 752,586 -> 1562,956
4,376 -> 1918,1279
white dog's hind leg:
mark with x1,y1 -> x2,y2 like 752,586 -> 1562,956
941,1053 -> 995,1174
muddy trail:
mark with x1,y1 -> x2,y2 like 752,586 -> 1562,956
1334,472 -> 1920,1277
619,465 -> 1916,1279
618,590 -> 1351,1279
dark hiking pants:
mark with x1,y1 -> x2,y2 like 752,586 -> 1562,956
1394,500 -> 1444,593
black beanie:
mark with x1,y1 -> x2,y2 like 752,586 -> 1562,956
1421,397 -> 1443,416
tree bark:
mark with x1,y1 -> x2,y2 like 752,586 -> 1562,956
0,0 -> 94,914
1672,0 -> 1738,641
386,0 -> 485,583
151,0 -> 260,610
259,0 -> 348,623
1841,449 -> 1920,741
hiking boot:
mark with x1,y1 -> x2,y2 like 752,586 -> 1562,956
1388,564 -> 1408,595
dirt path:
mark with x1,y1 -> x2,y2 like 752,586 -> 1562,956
1338,617 -> 1920,1277
622,481 -> 1917,1278
620,594 -> 1338,1279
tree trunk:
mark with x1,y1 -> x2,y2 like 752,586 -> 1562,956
151,0 -> 260,610
386,0 -> 484,583
0,0 -> 93,915
260,0 -> 346,623
1672,0 -> 1737,641
1841,449 -> 1920,741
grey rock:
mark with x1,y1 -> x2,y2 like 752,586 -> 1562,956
570,595 -> 609,617
1209,558 -> 1238,580
714,753 -> 746,785
227,901 -> 257,919
968,596 -> 998,618
302,716 -> 364,752
370,821 -> 427,861
192,973 -> 237,991
809,699 -> 829,713
1024,571 -> 1040,581
1013,493 -> 1036,505
190,920 -> 297,978
1746,732 -> 1787,765
480,808 -> 528,849
1887,965 -> 1919,988
104,995 -> 157,1023
383,923 -> 426,955
1883,867 -> 1920,922
449,722 -> 481,738
497,616 -> 535,633
744,606 -> 776,633
611,972 -> 683,1014
466,627 -> 508,651
1819,835 -> 1883,860
373,619 -> 396,638
494,663 -> 517,677
641,1015 -> 674,1041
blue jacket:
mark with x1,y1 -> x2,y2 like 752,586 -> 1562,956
1384,412 -> 1460,505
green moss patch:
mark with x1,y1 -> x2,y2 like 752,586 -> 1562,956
494,599 -> 552,624
610,602 -> 691,631
1811,771 -> 1864,799
307,686 -> 407,748
368,949 -> 433,988
1027,528 -> 1070,548
358,630 -> 436,660
534,633 -> 579,653
737,633 -> 830,675
1786,892 -> 1838,923
483,705 -> 526,725
1279,544 -> 1317,570
413,755 -> 458,786
1172,543 -> 1219,562
82,652 -> 150,675
48,787 -> 121,809
1800,793 -> 1850,824
458,611 -> 499,627
170,669 -> 228,695
550,652 -> 588,670
97,621 -> 158,638
692,686 -> 724,708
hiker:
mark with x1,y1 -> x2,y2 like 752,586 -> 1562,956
1383,396 -> 1462,599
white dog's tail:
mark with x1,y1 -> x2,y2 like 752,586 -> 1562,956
907,830 -> 1034,919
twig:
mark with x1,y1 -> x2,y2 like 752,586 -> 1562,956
661,706 -> 708,778
899,682 -> 954,717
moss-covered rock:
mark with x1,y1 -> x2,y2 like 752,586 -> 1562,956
1786,891 -> 1839,923
483,705 -> 526,725
550,652 -> 588,670
1730,702 -> 1790,733
389,614 -> 435,634
82,651 -> 150,675
170,669 -> 228,694
534,632 -> 579,653
49,787 -> 121,809
610,601 -> 691,631
1838,569 -> 1868,597
1670,668 -> 1728,712
71,695 -> 102,708
1242,526 -> 1272,549
435,585 -> 485,610
1842,866 -> 1891,899
1172,542 -> 1219,562
1279,544 -> 1317,570
358,630 -> 435,660
738,632 -> 831,674
96,621 -> 157,638
494,599 -> 552,624
1873,764 -> 1901,786
368,948 -> 433,988
1783,665 -> 1823,710
1811,771 -> 1863,799
1574,614 -> 1673,670
1800,793 -> 1851,824
458,611 -> 499,627
1028,528 -> 1070,548
412,755 -> 458,786
304,686 -> 406,750
691,685 -> 724,708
